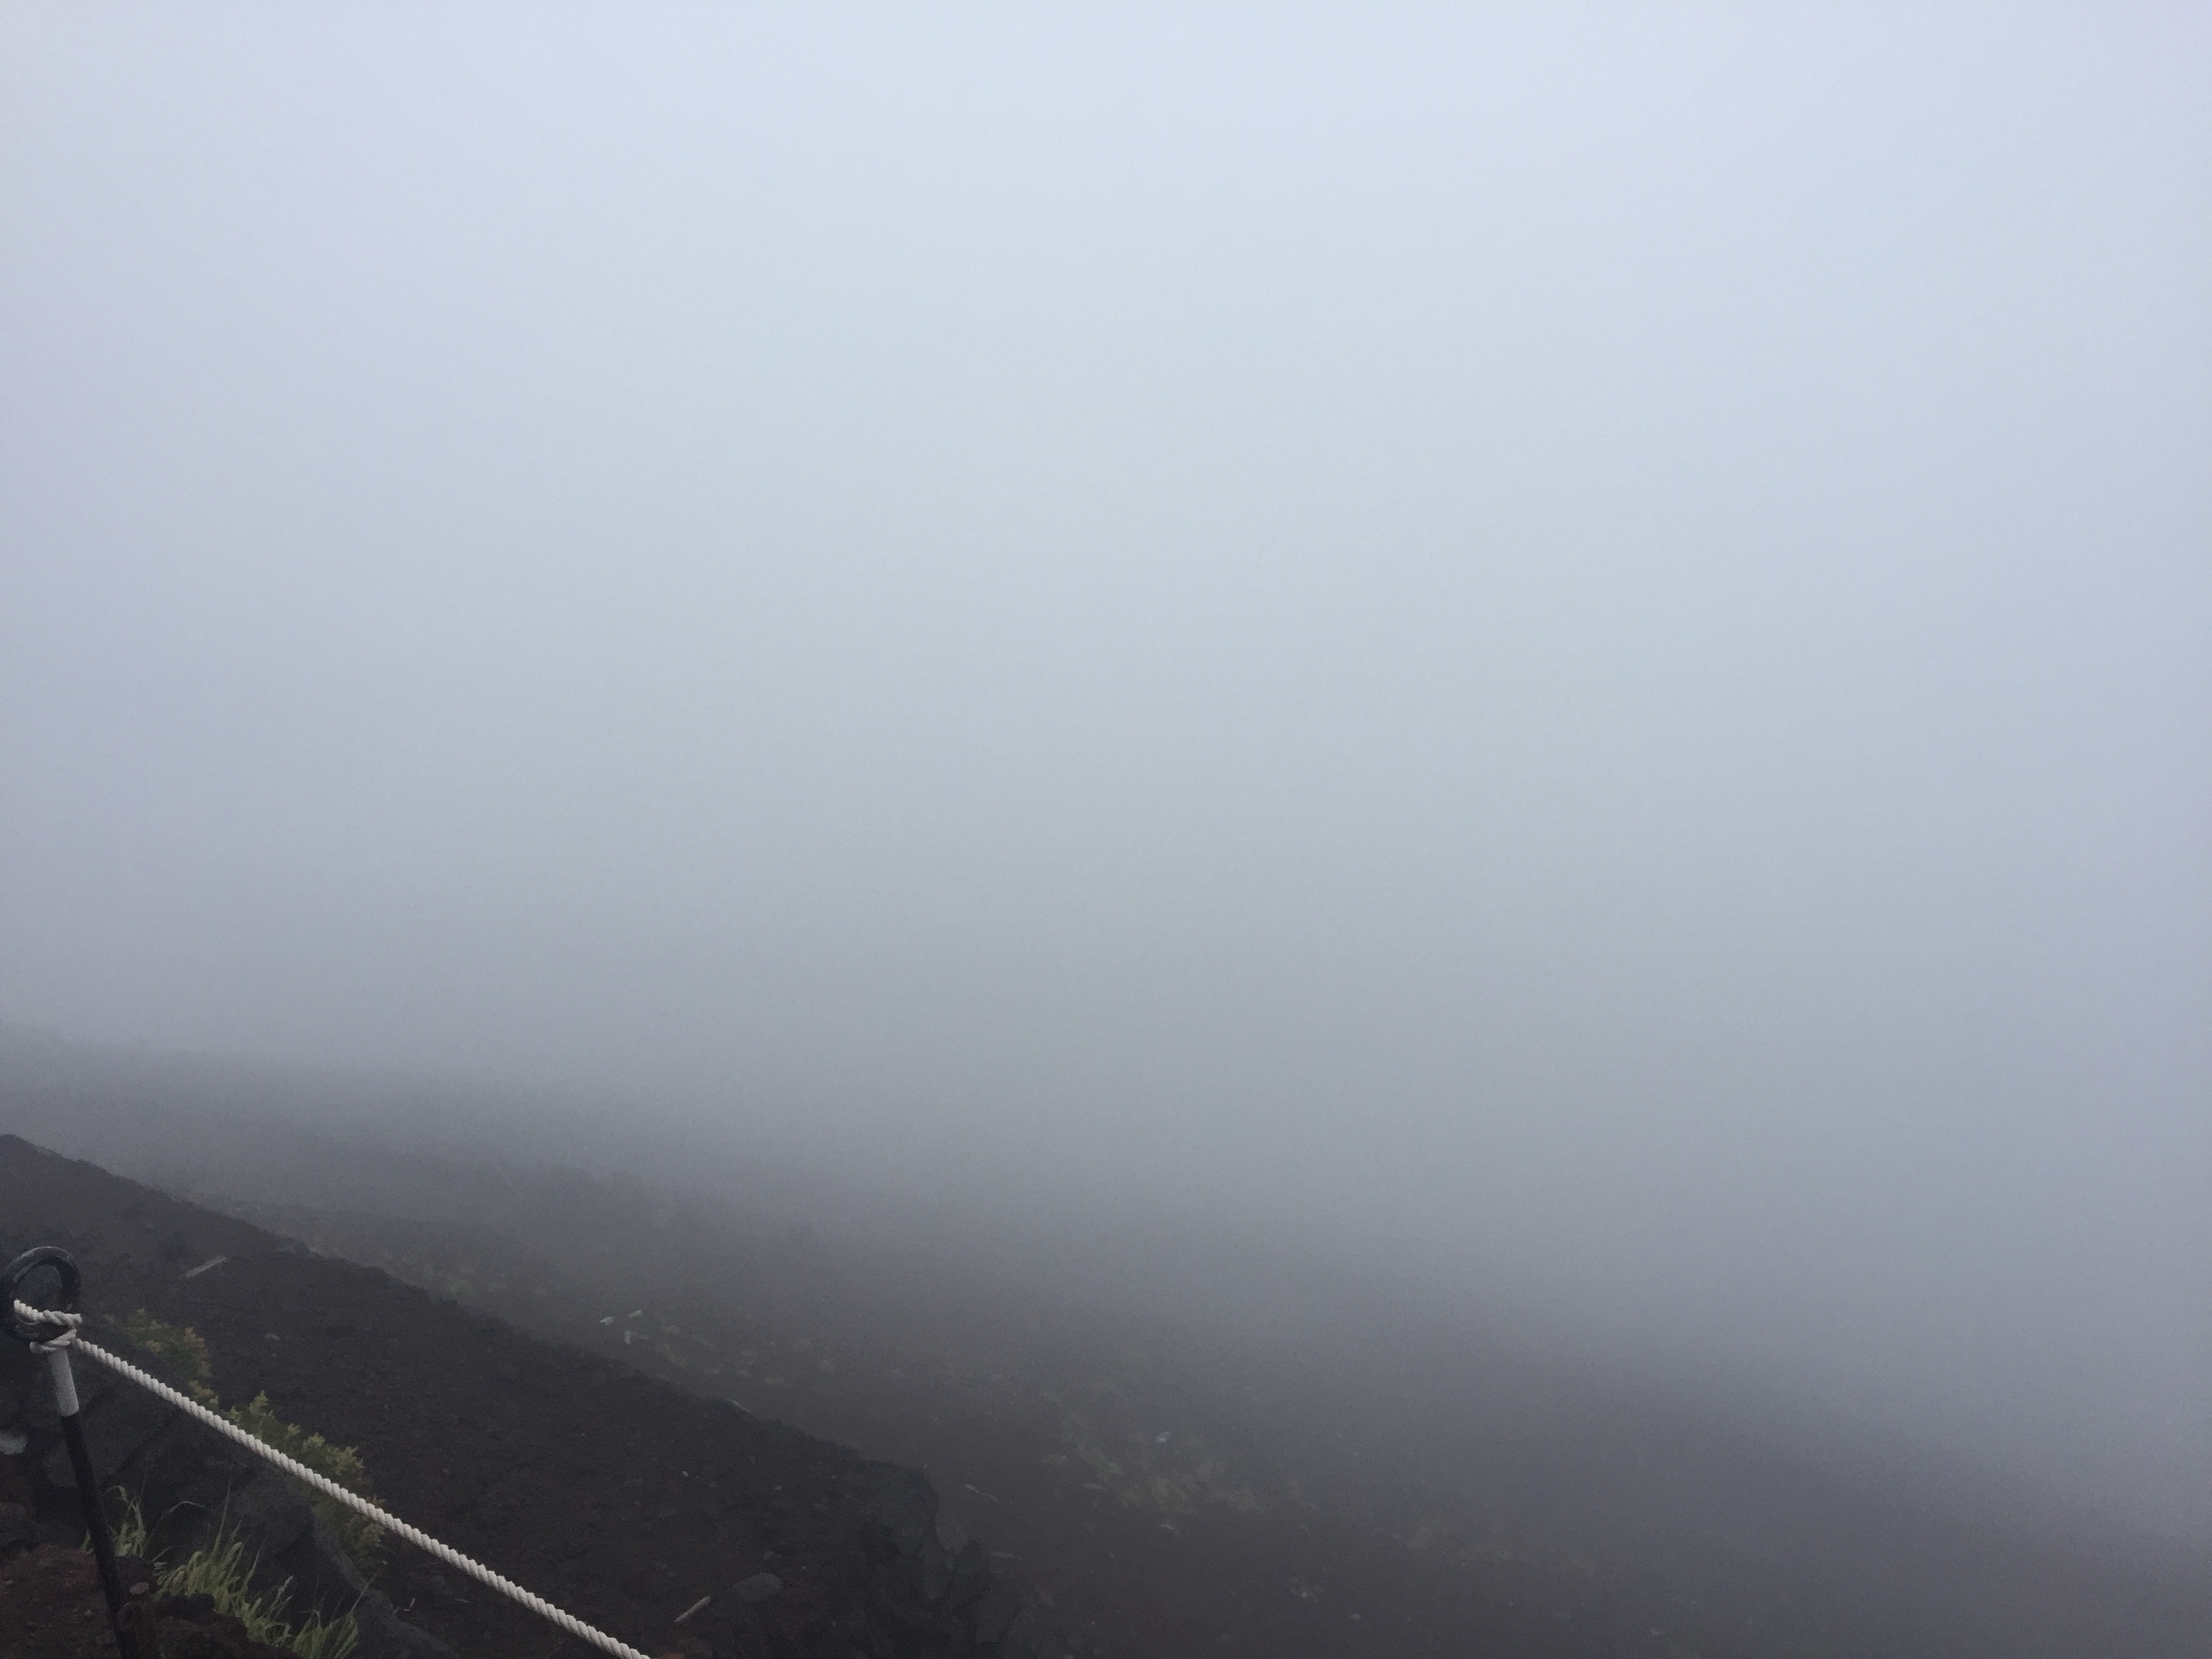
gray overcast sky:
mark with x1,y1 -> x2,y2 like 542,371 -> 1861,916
3,6 -> 2208,1534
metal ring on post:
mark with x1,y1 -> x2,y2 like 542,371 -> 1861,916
1,1245 -> 81,1344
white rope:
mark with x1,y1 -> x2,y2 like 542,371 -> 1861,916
14,1300 -> 657,1659
18,1300 -> 83,1353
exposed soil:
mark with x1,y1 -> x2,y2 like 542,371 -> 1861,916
0,1544 -> 294,1659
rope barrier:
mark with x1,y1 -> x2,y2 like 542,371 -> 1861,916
12,1295 -> 658,1659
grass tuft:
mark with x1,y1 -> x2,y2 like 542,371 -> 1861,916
101,1493 -> 361,1659
100,1310 -> 385,1568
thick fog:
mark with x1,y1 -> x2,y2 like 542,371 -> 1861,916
3,8 -> 2207,1537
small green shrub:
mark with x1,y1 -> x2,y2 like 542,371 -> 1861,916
112,1309 -> 218,1404
102,1312 -> 384,1569
226,1393 -> 386,1566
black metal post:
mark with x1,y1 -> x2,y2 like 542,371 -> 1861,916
4,1246 -> 129,1624
55,1355 -> 129,1619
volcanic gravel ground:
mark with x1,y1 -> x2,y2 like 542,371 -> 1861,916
8,1119 -> 2212,1659
0,1136 -> 1024,1658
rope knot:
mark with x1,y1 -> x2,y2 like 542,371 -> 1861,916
10,1298 -> 82,1353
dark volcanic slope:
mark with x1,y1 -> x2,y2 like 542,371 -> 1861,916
0,1135 -> 1052,1659
192,1153 -> 2212,1659
7,1092 -> 2212,1659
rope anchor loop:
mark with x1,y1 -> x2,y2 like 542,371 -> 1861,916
1,1245 -> 84,1351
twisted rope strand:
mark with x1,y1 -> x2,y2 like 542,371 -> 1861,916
14,1299 -> 656,1659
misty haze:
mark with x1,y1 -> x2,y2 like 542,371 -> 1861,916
1,8 -> 2207,1658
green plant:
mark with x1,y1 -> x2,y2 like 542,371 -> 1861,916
108,1489 -> 155,1559
104,1313 -> 385,1568
98,1494 -> 361,1659
112,1309 -> 218,1404
226,1393 -> 385,1566
159,1511 -> 361,1659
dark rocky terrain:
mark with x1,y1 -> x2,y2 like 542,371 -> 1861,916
0,1135 -> 1057,1658
5,1046 -> 2212,1659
